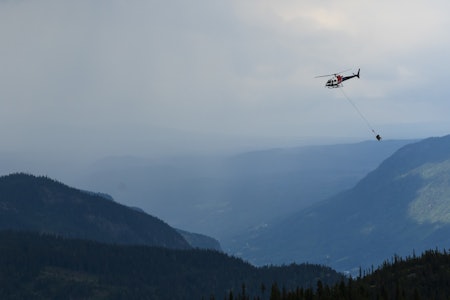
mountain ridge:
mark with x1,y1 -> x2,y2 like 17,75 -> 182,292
230,135 -> 450,273
177,228 -> 222,251
0,173 -> 191,249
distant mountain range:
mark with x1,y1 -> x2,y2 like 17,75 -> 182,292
230,135 -> 450,273
77,139 -> 414,241
0,173 -> 218,250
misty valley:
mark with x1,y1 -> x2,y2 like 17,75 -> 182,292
2,135 -> 450,299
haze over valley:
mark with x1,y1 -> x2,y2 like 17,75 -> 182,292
4,135 -> 450,274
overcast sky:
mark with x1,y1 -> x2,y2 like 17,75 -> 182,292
1,0 -> 450,161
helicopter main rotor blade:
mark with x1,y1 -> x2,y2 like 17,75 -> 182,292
336,68 -> 352,74
314,74 -> 334,78
314,68 -> 353,78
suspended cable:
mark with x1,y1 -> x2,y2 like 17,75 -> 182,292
339,87 -> 382,141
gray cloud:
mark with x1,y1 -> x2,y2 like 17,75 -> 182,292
1,0 -> 450,162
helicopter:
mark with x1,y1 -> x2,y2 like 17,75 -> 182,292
314,68 -> 381,141
315,68 -> 360,88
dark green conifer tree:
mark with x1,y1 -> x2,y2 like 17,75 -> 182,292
270,283 -> 281,300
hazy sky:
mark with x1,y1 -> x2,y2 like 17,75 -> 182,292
2,0 -> 450,160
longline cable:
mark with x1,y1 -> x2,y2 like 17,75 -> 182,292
339,87 -> 381,140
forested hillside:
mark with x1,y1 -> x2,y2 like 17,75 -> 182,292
0,231 -> 342,299
3,231 -> 447,299
237,249 -> 450,300
0,173 -> 190,249
233,135 -> 450,272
